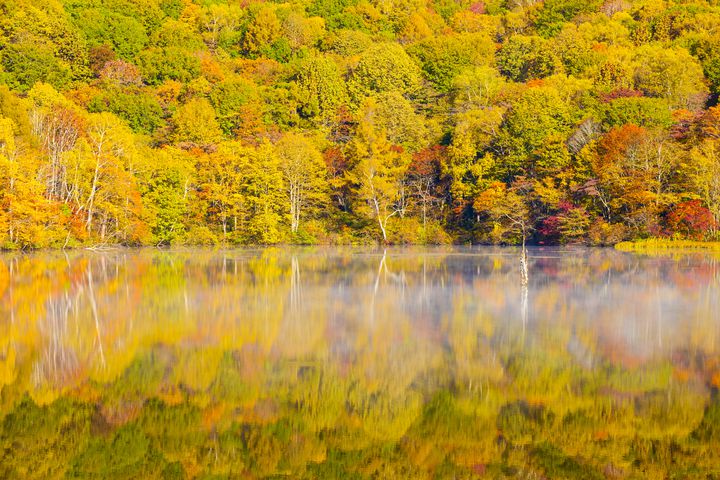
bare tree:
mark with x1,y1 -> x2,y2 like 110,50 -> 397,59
31,107 -> 81,202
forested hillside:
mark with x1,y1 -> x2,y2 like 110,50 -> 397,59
0,0 -> 719,247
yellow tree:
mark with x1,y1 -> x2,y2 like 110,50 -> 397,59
195,142 -> 249,240
474,180 -> 533,247
0,116 -> 59,248
276,133 -> 328,234
171,98 -> 223,148
244,141 -> 286,244
0,118 -> 17,244
347,101 -> 411,242
242,7 -> 281,55
63,112 -> 146,244
686,140 -> 720,235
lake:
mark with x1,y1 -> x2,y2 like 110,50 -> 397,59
1,247 -> 719,479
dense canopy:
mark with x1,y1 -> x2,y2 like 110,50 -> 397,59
1,0 -> 720,247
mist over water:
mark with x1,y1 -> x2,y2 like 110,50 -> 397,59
1,247 -> 720,478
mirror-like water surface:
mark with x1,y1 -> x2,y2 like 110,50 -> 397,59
1,247 -> 720,479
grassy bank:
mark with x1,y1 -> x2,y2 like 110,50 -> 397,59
615,239 -> 720,252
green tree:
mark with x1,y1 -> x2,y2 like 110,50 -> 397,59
534,0 -> 603,37
208,79 -> 259,136
88,89 -> 165,135
348,43 -> 421,101
295,54 -> 347,120
137,47 -> 201,85
407,33 -> 495,92
138,147 -> 192,245
67,8 -> 148,59
496,35 -> 560,82
496,86 -> 575,178
633,45 -> 709,109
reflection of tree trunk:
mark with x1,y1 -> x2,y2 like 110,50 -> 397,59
374,249 -> 387,295
370,249 -> 387,326
422,255 -> 427,305
656,284 -> 662,349
520,241 -> 528,339
290,255 -> 302,313
9,258 -> 15,326
33,293 -> 79,390
87,265 -> 106,369
520,238 -> 528,287
521,281 -> 528,340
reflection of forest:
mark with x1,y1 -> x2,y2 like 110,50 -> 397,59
0,247 -> 719,478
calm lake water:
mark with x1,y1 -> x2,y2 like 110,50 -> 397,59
1,247 -> 719,479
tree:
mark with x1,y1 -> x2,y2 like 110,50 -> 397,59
79,112 -> 145,243
87,89 -> 165,135
0,118 -> 17,245
276,133 -> 328,234
171,98 -> 222,148
29,92 -> 83,202
347,104 -> 411,242
244,142 -> 286,243
406,146 -> 445,228
200,3 -> 243,50
685,138 -> 720,235
496,35 -> 560,82
194,143 -> 248,240
450,66 -> 506,111
0,42 -> 72,92
99,60 -> 143,87
137,47 -> 201,85
496,86 -> 574,179
295,54 -> 347,120
591,124 -> 647,220
590,124 -> 679,235
283,11 -> 326,49
368,91 -> 428,152
665,200 -> 715,240
407,33 -> 495,92
138,147 -> 192,245
348,43 -> 421,101
445,107 -> 503,207
633,45 -> 709,110
208,78 -> 259,136
534,0 -> 603,37
474,180 -> 533,246
68,8 -> 148,59
243,7 -> 282,55
0,1 -> 89,90
602,97 -> 674,129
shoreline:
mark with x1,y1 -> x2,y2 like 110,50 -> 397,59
615,239 -> 720,252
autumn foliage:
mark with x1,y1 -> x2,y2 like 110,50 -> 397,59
0,0 -> 720,247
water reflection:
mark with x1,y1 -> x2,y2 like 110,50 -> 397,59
1,247 -> 720,478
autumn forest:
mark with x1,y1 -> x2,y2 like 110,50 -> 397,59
1,0 -> 720,248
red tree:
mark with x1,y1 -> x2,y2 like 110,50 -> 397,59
665,200 -> 716,239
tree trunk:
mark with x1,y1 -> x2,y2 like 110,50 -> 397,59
86,159 -> 101,231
